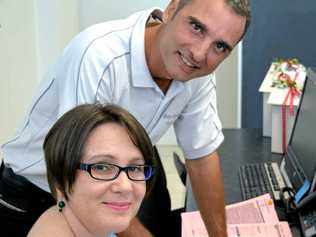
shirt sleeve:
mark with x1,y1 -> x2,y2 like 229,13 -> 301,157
174,74 -> 224,159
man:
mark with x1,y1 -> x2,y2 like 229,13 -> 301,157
0,0 -> 250,236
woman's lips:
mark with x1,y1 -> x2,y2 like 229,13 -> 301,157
105,202 -> 131,211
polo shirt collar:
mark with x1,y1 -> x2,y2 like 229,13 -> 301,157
130,8 -> 185,97
131,8 -> 159,88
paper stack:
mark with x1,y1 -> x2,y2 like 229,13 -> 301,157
182,194 -> 293,237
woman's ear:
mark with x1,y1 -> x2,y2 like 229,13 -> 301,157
56,188 -> 63,200
162,0 -> 180,23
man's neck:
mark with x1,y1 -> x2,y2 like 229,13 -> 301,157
153,77 -> 172,94
145,23 -> 173,94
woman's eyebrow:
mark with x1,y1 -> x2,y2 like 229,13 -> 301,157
128,157 -> 145,164
87,154 -> 144,163
85,154 -> 114,162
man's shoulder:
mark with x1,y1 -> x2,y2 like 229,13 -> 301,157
71,19 -> 135,59
69,8 -> 158,64
78,8 -> 156,48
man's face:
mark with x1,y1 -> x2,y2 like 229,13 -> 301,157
159,0 -> 246,81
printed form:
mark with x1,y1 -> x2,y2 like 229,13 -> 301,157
182,194 -> 292,237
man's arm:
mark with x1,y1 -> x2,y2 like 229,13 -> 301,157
117,217 -> 153,237
186,151 -> 227,237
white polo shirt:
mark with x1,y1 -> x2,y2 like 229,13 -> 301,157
1,8 -> 224,191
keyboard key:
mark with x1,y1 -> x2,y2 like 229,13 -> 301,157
238,162 -> 283,201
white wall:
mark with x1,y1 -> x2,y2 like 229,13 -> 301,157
0,0 -> 79,146
78,0 -> 169,30
216,46 -> 239,128
0,0 -> 38,145
34,0 -> 79,79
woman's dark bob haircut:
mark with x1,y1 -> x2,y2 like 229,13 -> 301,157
43,104 -> 155,200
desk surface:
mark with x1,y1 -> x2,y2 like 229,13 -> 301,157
219,128 -> 281,204
185,128 -> 302,236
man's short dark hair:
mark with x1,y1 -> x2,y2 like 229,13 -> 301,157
44,104 -> 156,200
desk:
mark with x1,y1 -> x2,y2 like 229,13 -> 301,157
185,128 -> 302,236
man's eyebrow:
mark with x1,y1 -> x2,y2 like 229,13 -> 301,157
188,16 -> 207,32
189,16 -> 234,52
217,40 -> 233,52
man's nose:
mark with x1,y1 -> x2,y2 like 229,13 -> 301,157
192,40 -> 210,63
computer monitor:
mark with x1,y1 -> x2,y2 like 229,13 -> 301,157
281,67 -> 316,192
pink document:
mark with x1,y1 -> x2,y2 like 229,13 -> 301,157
226,193 -> 279,224
227,222 -> 293,237
182,194 -> 292,237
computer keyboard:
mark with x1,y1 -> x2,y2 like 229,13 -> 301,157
238,162 -> 286,201
299,206 -> 316,237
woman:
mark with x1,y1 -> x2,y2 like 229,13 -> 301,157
27,104 -> 155,237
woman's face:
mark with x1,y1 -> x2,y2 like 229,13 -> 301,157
67,122 -> 146,236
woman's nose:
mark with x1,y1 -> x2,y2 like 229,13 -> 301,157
110,171 -> 133,192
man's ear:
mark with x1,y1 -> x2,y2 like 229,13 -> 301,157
162,0 -> 180,23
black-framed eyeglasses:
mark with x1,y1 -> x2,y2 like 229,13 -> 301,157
78,163 -> 154,181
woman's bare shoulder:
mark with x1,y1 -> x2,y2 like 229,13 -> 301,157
27,206 -> 73,237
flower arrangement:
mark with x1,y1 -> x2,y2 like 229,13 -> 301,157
270,58 -> 305,90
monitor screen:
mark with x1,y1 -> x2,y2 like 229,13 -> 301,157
283,67 -> 316,191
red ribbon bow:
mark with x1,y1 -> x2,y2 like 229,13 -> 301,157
280,72 -> 300,153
